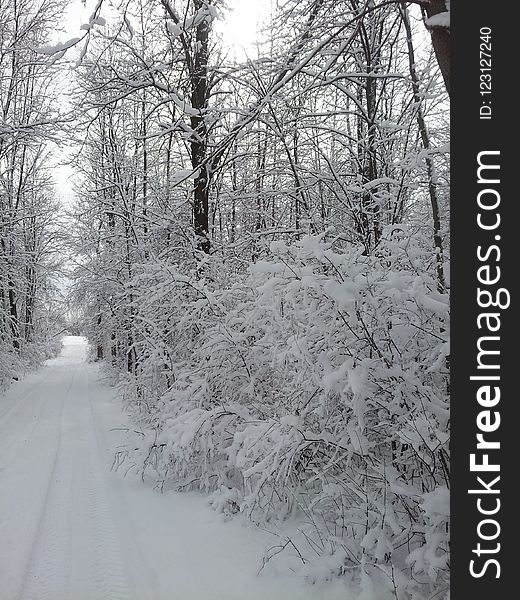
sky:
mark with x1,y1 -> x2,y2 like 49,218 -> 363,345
54,0 -> 271,202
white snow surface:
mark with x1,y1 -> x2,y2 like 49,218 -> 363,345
0,336 -> 353,600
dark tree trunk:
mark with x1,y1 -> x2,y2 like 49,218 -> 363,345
8,281 -> 19,352
24,265 -> 36,343
421,0 -> 450,95
190,0 -> 210,254
96,309 -> 103,360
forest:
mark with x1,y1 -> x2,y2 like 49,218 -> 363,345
0,0 -> 450,598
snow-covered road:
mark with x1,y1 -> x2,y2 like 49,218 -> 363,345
0,337 -> 352,600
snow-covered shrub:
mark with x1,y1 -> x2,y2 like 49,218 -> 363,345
0,344 -> 22,391
0,331 -> 63,391
112,227 -> 449,599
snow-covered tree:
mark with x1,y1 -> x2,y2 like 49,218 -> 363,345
0,0 -> 66,386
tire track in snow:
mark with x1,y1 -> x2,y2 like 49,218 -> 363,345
18,365 -> 133,600
85,365 -> 161,600
83,366 -> 133,600
10,362 -> 134,600
17,373 -> 75,600
88,458 -> 133,600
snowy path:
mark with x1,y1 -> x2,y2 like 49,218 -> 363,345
0,337 -> 351,600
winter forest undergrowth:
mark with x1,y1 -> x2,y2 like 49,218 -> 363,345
1,0 -> 450,598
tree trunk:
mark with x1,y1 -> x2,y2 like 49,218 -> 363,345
190,0 -> 210,254
421,0 -> 450,95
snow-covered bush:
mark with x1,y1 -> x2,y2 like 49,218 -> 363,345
0,336 -> 62,391
112,228 -> 449,599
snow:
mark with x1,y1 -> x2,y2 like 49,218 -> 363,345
425,12 -> 450,29
421,486 -> 450,526
170,91 -> 198,116
35,37 -> 80,55
0,336 -> 353,600
166,21 -> 183,37
171,169 -> 197,181
91,16 -> 106,26
80,16 -> 106,31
